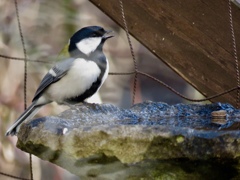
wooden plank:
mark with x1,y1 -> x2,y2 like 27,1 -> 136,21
89,0 -> 240,106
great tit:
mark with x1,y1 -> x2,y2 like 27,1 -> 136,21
6,26 -> 113,136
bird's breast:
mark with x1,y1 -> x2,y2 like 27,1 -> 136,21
46,58 -> 101,102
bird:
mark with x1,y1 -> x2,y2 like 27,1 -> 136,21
5,26 -> 113,136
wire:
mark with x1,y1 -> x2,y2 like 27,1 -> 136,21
228,0 -> 240,108
137,70 -> 239,102
14,0 -> 33,179
0,54 -> 50,63
119,0 -> 138,105
0,172 -> 30,180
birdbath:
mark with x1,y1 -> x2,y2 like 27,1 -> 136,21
17,102 -> 240,179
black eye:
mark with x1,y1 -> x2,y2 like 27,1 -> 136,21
92,33 -> 98,37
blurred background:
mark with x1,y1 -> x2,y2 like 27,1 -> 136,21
0,0 -> 203,179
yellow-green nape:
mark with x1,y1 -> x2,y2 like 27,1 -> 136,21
57,44 -> 70,62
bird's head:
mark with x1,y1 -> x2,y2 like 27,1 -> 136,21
68,26 -> 113,57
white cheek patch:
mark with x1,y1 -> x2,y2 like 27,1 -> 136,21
76,37 -> 102,55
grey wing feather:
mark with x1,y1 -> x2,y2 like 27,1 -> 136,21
32,58 -> 75,101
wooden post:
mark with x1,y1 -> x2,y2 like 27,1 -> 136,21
90,0 -> 240,106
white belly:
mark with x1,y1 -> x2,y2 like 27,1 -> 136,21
46,58 -> 101,102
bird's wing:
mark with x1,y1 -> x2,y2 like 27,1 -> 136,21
32,58 -> 75,102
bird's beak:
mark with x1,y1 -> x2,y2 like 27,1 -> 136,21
103,30 -> 114,40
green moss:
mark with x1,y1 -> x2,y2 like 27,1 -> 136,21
176,136 -> 184,143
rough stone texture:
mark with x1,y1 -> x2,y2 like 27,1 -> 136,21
17,102 -> 240,179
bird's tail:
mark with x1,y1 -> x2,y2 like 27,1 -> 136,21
5,102 -> 41,136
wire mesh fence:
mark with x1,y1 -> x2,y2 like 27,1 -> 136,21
0,0 -> 239,179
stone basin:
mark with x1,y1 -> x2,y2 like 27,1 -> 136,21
16,102 -> 240,179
